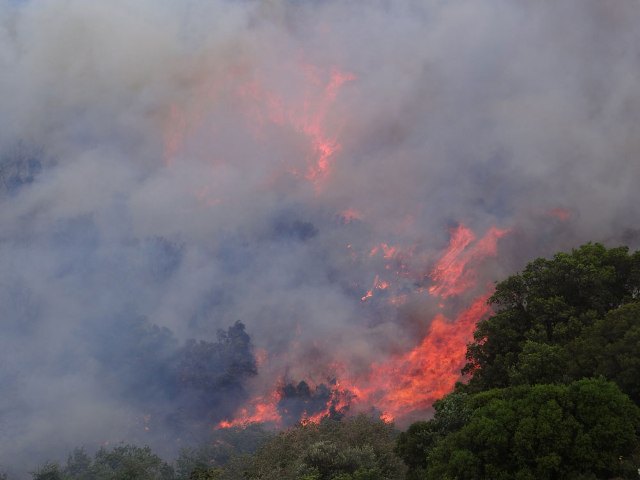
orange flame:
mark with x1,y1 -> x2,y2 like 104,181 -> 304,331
218,224 -> 507,429
216,388 -> 283,429
162,59 -> 354,192
359,294 -> 492,420
429,225 -> 509,298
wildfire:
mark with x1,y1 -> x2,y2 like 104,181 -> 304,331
429,225 -> 509,298
218,224 -> 508,429
216,388 -> 283,429
162,59 -> 354,194
369,243 -> 399,259
160,40 -> 508,432
361,275 -> 390,302
359,295 -> 492,420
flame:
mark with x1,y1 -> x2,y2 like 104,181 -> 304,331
429,225 -> 509,298
299,383 -> 353,426
359,295 -> 492,420
295,68 -> 355,184
361,275 -> 390,302
218,224 -> 507,429
162,59 -> 354,193
216,388 -> 283,428
233,62 -> 354,187
369,243 -> 400,259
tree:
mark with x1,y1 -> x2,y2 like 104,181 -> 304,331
187,467 -> 224,479
568,301 -> 640,403
64,448 -> 92,480
400,243 -> 640,478
175,424 -> 273,480
31,463 -> 66,480
463,243 -> 640,392
33,445 -> 175,480
425,380 -> 639,480
244,415 -> 405,480
396,392 -> 471,480
89,445 -> 174,480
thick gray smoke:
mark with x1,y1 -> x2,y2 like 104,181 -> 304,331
1,0 -> 640,476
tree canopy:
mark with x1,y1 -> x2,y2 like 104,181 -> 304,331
424,379 -> 639,479
25,243 -> 640,480
400,243 -> 640,479
463,243 -> 640,394
32,445 -> 174,480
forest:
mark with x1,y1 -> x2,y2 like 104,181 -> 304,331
14,243 -> 640,479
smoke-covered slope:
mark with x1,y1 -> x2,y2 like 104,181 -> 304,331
1,0 -> 640,475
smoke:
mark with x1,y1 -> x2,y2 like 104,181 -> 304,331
1,0 -> 640,475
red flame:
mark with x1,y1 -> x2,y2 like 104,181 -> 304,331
218,224 -> 507,428
216,388 -> 283,429
361,275 -> 390,302
429,225 -> 509,298
162,60 -> 353,195
357,295 -> 492,421
160,50 -> 507,430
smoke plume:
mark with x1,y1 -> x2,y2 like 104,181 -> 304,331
1,0 -> 640,476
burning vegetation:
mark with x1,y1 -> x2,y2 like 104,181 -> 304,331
2,1 -> 640,478
213,223 -> 509,428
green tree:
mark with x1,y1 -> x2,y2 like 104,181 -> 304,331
400,244 -> 640,478
64,448 -> 92,480
31,463 -> 67,480
175,424 -> 272,480
187,467 -> 224,479
463,244 -> 640,392
568,301 -> 640,403
245,415 -> 405,480
425,379 -> 639,479
396,392 -> 471,479
89,445 -> 174,480
32,445 -> 174,480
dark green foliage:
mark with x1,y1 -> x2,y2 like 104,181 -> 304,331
463,243 -> 640,392
31,463 -> 65,480
244,415 -> 406,480
27,243 -> 640,480
187,467 -> 224,479
400,243 -> 640,478
178,321 -> 257,393
89,445 -> 175,480
396,393 -> 471,479
64,449 -> 92,480
175,424 -> 273,479
395,421 -> 436,479
425,380 -> 640,479
568,302 -> 640,403
32,445 -> 174,480
92,319 -> 257,437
